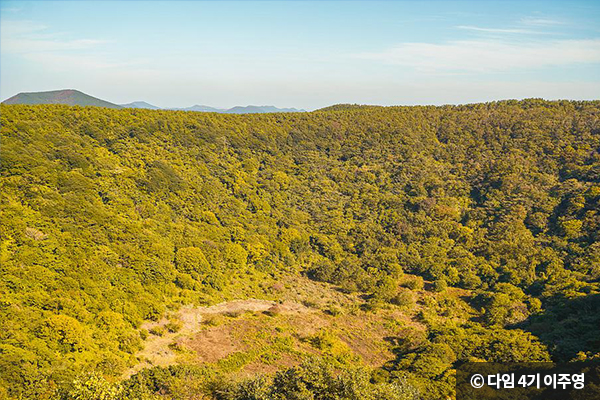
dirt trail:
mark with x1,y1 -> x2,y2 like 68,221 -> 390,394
199,299 -> 305,314
126,299 -> 308,377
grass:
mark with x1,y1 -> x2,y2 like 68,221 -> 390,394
131,273 -> 473,381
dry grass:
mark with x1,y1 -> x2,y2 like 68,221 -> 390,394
127,275 -> 429,378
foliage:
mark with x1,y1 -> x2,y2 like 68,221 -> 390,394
215,359 -> 419,400
1,100 -> 600,398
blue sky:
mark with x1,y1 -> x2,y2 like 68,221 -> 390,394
1,0 -> 599,109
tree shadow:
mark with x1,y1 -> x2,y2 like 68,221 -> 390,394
516,293 -> 600,362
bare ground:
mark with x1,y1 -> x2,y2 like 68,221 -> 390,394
126,297 -> 310,377
126,276 -> 427,378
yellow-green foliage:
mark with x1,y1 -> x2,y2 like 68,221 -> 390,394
216,358 -> 419,400
308,329 -> 356,365
1,101 -> 600,399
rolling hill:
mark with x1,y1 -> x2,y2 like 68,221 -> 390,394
2,89 -> 306,113
170,104 -> 225,112
223,105 -> 305,113
120,101 -> 160,110
169,105 -> 305,113
2,89 -> 122,109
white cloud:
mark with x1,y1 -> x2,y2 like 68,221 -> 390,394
353,39 -> 600,73
0,7 -> 22,14
0,19 -> 107,54
2,37 -> 107,53
23,52 -> 145,70
0,19 -> 46,36
456,25 -> 538,34
520,17 -> 564,26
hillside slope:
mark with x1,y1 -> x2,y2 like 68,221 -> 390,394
120,101 -> 160,110
2,89 -> 122,108
170,104 -> 226,112
2,90 -> 305,113
224,105 -> 305,113
1,100 -> 599,399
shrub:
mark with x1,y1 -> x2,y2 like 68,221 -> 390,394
165,320 -> 183,333
433,279 -> 447,293
263,305 -> 283,317
149,326 -> 165,336
67,373 -> 122,400
404,276 -> 424,291
202,314 -> 225,326
391,289 -> 416,309
224,310 -> 244,318
325,305 -> 342,316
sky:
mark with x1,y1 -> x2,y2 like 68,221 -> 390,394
1,0 -> 599,110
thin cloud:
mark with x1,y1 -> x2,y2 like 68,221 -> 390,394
3,38 -> 108,54
24,52 -> 147,71
520,17 -> 564,26
353,39 -> 600,73
0,20 -> 47,35
1,19 -> 108,54
0,7 -> 21,13
456,25 -> 539,34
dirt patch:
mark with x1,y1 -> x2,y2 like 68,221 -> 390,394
183,325 -> 241,363
200,299 -> 308,315
128,277 -> 429,378
126,298 -> 310,377
25,227 -> 47,240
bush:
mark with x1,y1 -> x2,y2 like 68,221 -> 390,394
218,358 -> 420,399
67,373 -> 122,400
165,320 -> 183,333
202,314 -> 225,326
325,305 -> 342,316
404,277 -> 424,291
263,305 -> 283,317
224,310 -> 244,318
391,289 -> 416,309
149,326 -> 165,336
433,279 -> 447,293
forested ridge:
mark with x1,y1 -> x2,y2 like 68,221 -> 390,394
1,100 -> 599,399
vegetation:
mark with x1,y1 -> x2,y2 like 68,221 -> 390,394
1,99 -> 599,399
2,89 -> 123,108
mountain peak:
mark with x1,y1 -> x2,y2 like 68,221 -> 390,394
2,89 -> 122,109
2,89 -> 306,113
120,101 -> 160,110
224,105 -> 305,114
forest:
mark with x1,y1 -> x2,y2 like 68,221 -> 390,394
1,99 -> 599,399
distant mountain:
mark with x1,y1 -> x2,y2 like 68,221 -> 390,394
169,105 -> 305,114
316,104 -> 372,112
2,89 -> 122,109
120,101 -> 160,109
170,105 -> 225,112
224,105 -> 305,114
2,89 -> 306,113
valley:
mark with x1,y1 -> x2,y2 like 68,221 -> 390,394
1,100 -> 599,399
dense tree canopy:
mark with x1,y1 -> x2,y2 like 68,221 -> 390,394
1,100 -> 599,399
